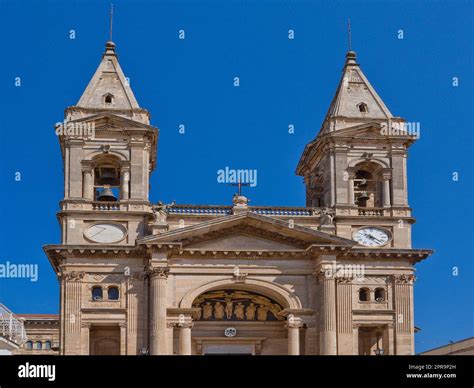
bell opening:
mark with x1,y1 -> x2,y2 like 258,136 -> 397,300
95,166 -> 120,187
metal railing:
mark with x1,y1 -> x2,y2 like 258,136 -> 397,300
0,304 -> 27,345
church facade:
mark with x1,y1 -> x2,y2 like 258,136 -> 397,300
43,40 -> 432,356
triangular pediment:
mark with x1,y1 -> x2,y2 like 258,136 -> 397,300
69,113 -> 156,132
185,234 -> 302,251
332,123 -> 384,138
330,122 -> 416,142
139,212 -> 356,251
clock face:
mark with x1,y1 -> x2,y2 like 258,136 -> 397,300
85,223 -> 126,244
353,227 -> 390,247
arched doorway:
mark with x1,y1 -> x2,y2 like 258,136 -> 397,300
179,281 -> 303,355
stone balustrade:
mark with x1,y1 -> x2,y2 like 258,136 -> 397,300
358,208 -> 385,216
167,205 -> 232,215
92,202 -> 120,211
165,204 -> 319,217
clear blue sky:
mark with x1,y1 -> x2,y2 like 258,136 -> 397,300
0,0 -> 472,353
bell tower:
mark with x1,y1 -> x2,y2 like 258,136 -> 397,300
296,51 -> 417,249
46,40 -> 158,355
57,41 -> 158,246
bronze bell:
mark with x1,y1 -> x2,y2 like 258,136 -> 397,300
358,191 -> 370,201
97,187 -> 118,202
97,169 -> 117,185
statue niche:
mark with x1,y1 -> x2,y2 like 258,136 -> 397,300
192,290 -> 284,322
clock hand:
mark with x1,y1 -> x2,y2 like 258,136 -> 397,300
366,233 -> 383,244
90,227 -> 106,238
364,234 -> 381,244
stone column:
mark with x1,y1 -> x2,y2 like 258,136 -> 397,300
329,150 -> 336,206
126,275 -> 139,355
393,274 -> 415,355
382,175 -> 391,207
387,323 -> 395,355
178,321 -> 193,355
286,315 -> 303,355
63,271 -> 84,355
120,168 -> 130,200
119,322 -> 127,355
353,325 -> 360,355
130,145 -> 144,200
336,277 -> 353,354
59,272 -> 66,355
68,144 -> 83,198
82,168 -> 93,200
80,323 -> 91,355
347,173 -> 355,205
166,321 -> 175,355
391,153 -> 408,206
318,270 -> 337,355
149,267 -> 169,355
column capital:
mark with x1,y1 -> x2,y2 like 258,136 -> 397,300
285,315 -> 303,329
119,161 -> 131,170
393,274 -> 416,284
346,167 -> 357,179
335,276 -> 353,284
176,313 -> 194,329
379,168 -> 393,180
63,271 -> 86,282
148,267 -> 169,279
314,268 -> 336,282
81,160 -> 93,169
177,321 -> 194,329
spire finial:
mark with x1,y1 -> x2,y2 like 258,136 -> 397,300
347,18 -> 352,52
104,3 -> 116,55
109,3 -> 114,42
345,18 -> 357,65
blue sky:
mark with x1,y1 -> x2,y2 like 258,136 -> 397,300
0,0 -> 472,353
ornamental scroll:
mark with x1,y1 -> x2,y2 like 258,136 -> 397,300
192,290 -> 284,321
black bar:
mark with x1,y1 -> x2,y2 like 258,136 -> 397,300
0,356 -> 472,387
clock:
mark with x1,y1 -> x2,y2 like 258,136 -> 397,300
84,223 -> 127,244
353,227 -> 390,247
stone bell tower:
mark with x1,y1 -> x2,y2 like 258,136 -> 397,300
57,40 -> 158,246
46,41 -> 158,355
296,50 -> 418,249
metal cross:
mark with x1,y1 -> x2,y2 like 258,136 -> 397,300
228,180 -> 251,196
